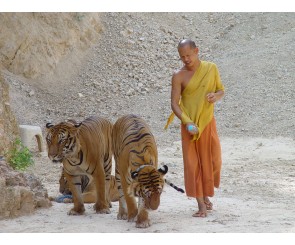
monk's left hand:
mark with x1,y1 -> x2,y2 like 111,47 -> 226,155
207,93 -> 216,103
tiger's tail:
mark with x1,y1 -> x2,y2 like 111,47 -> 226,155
165,179 -> 185,193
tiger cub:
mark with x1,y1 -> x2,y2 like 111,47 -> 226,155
46,116 -> 113,215
112,114 -> 168,228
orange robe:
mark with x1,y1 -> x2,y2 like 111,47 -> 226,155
181,117 -> 221,197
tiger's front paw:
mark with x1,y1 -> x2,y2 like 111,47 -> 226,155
127,210 -> 138,222
136,210 -> 150,228
117,212 -> 128,220
93,203 -> 111,214
96,208 -> 111,214
67,207 -> 85,215
136,219 -> 151,228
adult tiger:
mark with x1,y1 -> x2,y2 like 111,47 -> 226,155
112,114 -> 168,228
46,116 -> 112,215
58,167 -> 119,204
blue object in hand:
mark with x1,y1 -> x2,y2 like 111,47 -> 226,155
187,125 -> 195,131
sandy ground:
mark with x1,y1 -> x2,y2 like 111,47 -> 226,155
1,137 -> 295,233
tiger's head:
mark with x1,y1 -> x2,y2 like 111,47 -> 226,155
130,165 -> 168,210
45,120 -> 82,163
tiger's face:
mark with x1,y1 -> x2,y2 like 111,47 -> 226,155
45,122 -> 81,163
131,165 -> 168,210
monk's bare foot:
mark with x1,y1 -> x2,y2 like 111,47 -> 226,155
204,197 -> 213,210
194,197 -> 208,218
192,211 -> 207,217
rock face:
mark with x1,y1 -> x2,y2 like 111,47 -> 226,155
0,73 -> 51,220
0,159 -> 51,220
0,72 -> 19,155
0,13 -> 102,78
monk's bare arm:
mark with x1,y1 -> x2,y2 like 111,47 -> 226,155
171,72 -> 197,135
207,90 -> 225,103
170,72 -> 183,120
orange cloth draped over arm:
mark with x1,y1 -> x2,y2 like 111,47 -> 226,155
164,61 -> 224,141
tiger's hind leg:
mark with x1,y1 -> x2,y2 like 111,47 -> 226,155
109,175 -> 120,202
64,173 -> 85,215
82,191 -> 96,203
104,178 -> 112,208
104,124 -> 113,209
104,174 -> 112,208
81,177 -> 96,203
92,160 -> 111,214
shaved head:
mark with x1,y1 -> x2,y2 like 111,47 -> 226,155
178,39 -> 197,50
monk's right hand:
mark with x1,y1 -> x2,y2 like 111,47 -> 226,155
186,123 -> 198,135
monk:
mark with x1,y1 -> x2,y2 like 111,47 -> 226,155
165,39 -> 225,217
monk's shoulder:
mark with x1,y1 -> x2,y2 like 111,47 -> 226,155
172,68 -> 186,81
173,68 -> 184,75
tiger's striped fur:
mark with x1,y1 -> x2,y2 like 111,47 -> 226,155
59,167 -> 120,204
46,116 -> 113,215
112,114 -> 168,228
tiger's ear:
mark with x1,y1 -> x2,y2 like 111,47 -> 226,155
74,122 -> 82,128
46,123 -> 54,128
131,171 -> 138,179
158,165 -> 168,175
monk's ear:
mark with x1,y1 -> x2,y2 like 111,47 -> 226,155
195,47 -> 199,55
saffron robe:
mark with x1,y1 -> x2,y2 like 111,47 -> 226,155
165,61 -> 224,141
165,61 -> 224,197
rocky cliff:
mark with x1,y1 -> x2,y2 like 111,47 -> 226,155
0,13 -> 102,78
0,72 -> 19,155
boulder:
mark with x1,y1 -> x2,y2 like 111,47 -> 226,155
0,159 -> 52,220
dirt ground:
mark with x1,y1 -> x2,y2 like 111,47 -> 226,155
1,137 -> 295,233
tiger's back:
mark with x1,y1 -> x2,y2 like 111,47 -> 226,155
112,114 -> 158,169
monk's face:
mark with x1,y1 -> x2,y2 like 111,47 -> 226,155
178,45 -> 199,68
